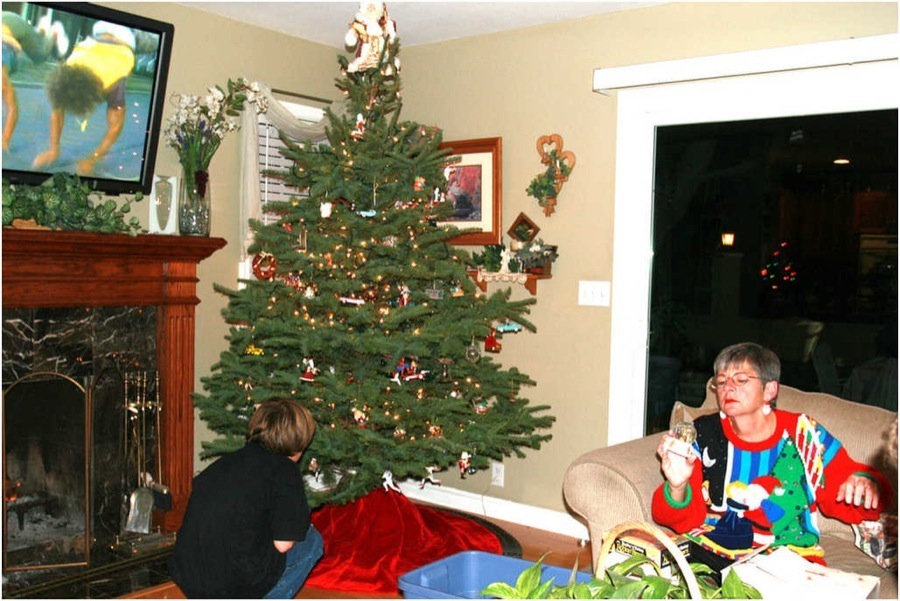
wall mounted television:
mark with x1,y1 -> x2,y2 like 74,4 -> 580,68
2,2 -> 174,195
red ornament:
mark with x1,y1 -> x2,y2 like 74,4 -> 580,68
252,252 -> 278,280
484,328 -> 502,353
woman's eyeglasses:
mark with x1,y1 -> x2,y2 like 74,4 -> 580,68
712,373 -> 761,389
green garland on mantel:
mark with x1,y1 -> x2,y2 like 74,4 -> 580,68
2,173 -> 144,235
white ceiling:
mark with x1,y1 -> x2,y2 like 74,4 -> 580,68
179,2 -> 660,48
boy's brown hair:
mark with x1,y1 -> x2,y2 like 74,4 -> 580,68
248,399 -> 316,456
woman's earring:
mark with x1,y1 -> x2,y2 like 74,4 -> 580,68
762,402 -> 772,416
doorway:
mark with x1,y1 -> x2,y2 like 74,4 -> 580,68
648,110 -> 897,433
602,45 -> 899,444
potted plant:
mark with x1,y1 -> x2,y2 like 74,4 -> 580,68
515,240 -> 559,276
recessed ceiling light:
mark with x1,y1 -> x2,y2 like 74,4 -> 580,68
833,157 -> 851,165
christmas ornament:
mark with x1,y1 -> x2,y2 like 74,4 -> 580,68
300,357 -> 318,383
320,201 -> 333,218
344,0 -> 396,73
438,358 -> 453,382
484,328 -> 502,353
352,407 -> 368,427
382,470 -> 402,493
351,113 -> 366,139
281,273 -> 303,291
252,251 -> 277,280
243,343 -> 264,356
397,284 -> 412,306
391,356 -> 427,384
418,465 -> 442,489
414,176 -> 425,191
495,320 -> 524,334
425,282 -> 444,300
465,341 -> 482,363
458,452 -> 472,478
294,227 -> 307,252
428,425 -> 443,438
473,398 -> 490,415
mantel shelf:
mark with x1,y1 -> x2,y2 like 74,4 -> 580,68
2,229 -> 226,308
466,268 -> 551,295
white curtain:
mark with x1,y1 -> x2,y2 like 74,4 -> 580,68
239,83 -> 344,258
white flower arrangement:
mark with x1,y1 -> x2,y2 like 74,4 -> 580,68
164,77 -> 268,174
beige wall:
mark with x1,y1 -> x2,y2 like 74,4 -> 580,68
109,3 -> 896,518
399,2 -> 896,513
104,1 -> 340,472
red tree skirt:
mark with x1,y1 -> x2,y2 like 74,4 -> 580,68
305,489 -> 504,593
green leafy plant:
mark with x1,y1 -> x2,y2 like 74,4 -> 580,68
2,173 -> 144,235
473,244 -> 506,272
481,554 -> 762,599
526,149 -> 573,207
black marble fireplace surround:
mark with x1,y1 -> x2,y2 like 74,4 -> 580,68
2,306 -> 175,597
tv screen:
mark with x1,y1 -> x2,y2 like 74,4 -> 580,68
2,2 -> 173,195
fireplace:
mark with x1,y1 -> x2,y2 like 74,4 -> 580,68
2,230 -> 224,592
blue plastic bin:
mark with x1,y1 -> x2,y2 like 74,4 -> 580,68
398,550 -> 593,599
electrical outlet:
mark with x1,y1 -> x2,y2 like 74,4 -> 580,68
491,460 -> 505,487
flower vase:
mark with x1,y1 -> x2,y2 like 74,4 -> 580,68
179,169 -> 211,236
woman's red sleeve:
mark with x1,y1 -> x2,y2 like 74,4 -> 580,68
651,459 -> 708,533
816,445 -> 894,523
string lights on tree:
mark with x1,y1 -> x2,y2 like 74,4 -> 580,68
193,2 -> 554,508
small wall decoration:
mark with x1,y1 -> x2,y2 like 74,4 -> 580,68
527,134 -> 576,217
437,137 -> 502,245
507,212 -> 540,250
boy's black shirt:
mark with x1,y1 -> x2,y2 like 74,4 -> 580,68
168,441 -> 310,598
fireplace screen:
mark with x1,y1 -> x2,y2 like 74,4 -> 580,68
3,372 -> 90,571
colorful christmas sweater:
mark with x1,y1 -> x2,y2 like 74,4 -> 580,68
652,409 -> 893,559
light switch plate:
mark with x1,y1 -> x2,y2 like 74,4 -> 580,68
578,280 -> 610,306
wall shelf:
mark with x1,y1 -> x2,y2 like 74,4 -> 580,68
467,268 -> 551,296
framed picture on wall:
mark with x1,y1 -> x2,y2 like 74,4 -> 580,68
437,137 -> 502,245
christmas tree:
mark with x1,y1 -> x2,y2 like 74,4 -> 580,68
195,6 -> 554,508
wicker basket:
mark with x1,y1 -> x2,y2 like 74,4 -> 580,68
597,520 -> 702,599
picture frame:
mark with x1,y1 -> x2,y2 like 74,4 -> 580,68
438,137 -> 502,245
507,212 -> 540,244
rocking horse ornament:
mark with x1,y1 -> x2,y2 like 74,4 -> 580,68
528,134 -> 576,216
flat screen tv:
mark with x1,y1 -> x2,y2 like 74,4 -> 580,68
2,2 -> 174,195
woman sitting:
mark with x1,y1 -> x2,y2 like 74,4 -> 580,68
652,341 -> 893,563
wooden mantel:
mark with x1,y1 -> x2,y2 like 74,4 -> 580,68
2,229 -> 226,532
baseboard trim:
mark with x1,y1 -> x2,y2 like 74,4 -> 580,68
397,480 -> 590,541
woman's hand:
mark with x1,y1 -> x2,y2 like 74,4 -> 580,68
836,474 -> 881,510
657,433 -> 695,501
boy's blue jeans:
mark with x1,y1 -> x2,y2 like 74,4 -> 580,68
263,525 -> 324,599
